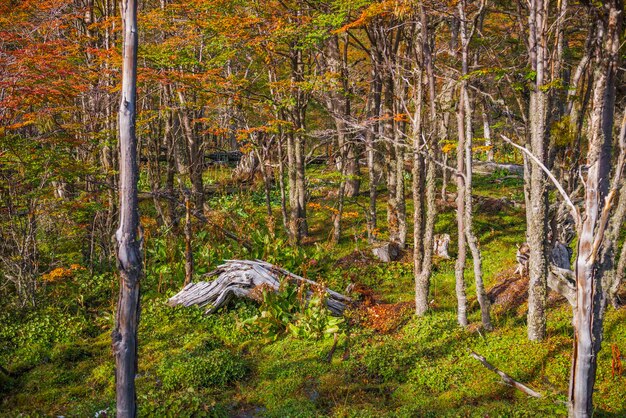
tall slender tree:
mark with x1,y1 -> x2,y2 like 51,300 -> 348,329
112,0 -> 141,416
525,0 -> 551,342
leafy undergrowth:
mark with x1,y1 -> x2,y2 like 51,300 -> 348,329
1,171 -> 625,417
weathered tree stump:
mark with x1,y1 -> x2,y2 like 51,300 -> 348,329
371,242 -> 402,262
514,242 -> 576,307
167,260 -> 352,315
433,234 -> 451,259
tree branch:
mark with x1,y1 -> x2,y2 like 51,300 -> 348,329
500,134 -> 581,227
468,350 -> 542,398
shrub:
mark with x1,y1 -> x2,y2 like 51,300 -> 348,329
157,348 -> 247,391
361,340 -> 417,383
242,281 -> 344,342
50,342 -> 92,364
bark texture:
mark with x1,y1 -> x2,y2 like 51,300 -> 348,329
526,0 -> 550,342
113,1 -> 141,416
569,3 -> 622,416
168,260 -> 352,316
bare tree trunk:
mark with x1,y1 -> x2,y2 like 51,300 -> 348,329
163,108 -> 177,228
604,112 -> 626,308
255,142 -> 273,218
183,191 -> 193,286
294,132 -> 308,238
366,65 -> 382,243
383,75 -> 399,244
569,3 -> 622,416
332,171 -> 347,244
322,34 -> 352,244
395,124 -> 407,247
463,90 -> 492,330
177,91 -> 204,210
344,144 -> 361,198
611,240 -> 626,307
455,0 -> 490,328
277,131 -> 290,236
113,1 -> 141,416
413,72 -> 427,315
482,106 -> 494,162
414,4 -> 438,316
455,99 -> 468,327
286,132 -> 299,242
526,0 -> 550,342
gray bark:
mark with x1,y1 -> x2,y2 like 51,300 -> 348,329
168,260 -> 352,316
604,112 -> 626,308
372,242 -> 402,262
433,234 -> 451,259
455,100 -> 468,327
177,91 -> 204,210
183,191 -> 193,286
413,71 -> 427,315
482,106 -> 494,162
569,3 -> 622,416
414,4 -> 438,317
113,1 -> 141,416
526,0 -> 550,342
458,0 -> 490,329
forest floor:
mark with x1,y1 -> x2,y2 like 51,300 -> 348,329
1,166 -> 625,417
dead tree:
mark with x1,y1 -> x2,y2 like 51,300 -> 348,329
112,0 -> 141,417
168,260 -> 352,316
502,8 -> 625,406
569,3 -> 623,416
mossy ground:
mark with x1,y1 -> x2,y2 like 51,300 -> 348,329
1,166 -> 625,417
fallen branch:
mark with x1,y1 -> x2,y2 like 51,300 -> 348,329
167,259 -> 352,315
500,134 -> 580,228
468,350 -> 542,398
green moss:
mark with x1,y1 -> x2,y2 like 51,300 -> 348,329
1,170 -> 625,417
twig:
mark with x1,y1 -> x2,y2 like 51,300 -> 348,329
468,350 -> 542,398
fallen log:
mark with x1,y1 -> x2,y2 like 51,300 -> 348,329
167,260 -> 352,315
472,161 -> 524,176
433,234 -> 451,259
468,350 -> 542,398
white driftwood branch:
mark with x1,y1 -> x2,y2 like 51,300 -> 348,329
468,350 -> 542,398
500,134 -> 581,227
167,259 -> 352,315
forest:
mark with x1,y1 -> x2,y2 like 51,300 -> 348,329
1,0 -> 625,417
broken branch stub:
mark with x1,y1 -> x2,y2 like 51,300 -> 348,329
167,260 -> 352,316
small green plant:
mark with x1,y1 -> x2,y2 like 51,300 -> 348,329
242,281 -> 344,342
288,290 -> 343,340
242,283 -> 299,341
361,340 -> 417,383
